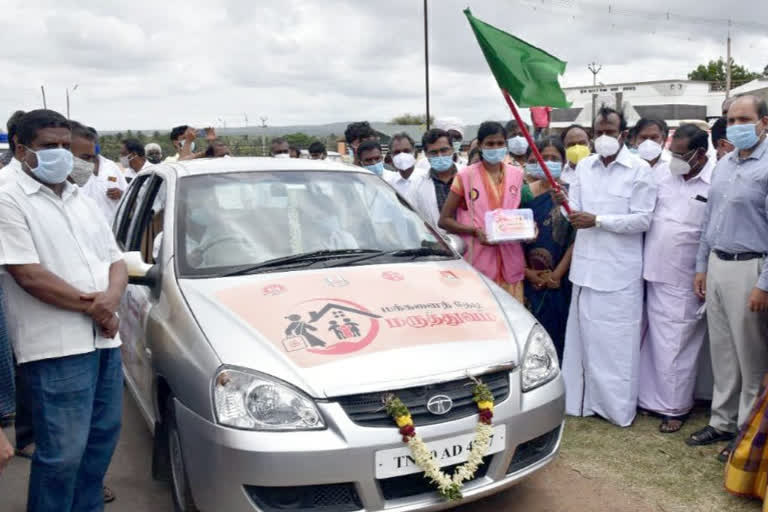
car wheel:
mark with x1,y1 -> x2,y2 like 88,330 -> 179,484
165,397 -> 199,512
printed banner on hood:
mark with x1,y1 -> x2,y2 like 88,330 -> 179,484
216,265 -> 510,367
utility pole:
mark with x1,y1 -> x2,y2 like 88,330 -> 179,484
260,116 -> 268,156
423,0 -> 431,130
588,62 -> 602,121
66,84 -> 78,119
244,113 -> 248,127
725,20 -> 732,99
40,85 -> 47,109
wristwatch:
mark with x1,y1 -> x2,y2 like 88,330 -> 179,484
594,216 -> 602,229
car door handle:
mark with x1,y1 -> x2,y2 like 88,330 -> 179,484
144,348 -> 152,359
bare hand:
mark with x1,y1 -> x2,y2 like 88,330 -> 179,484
526,269 -> 550,291
569,211 -> 597,230
551,189 -> 568,205
0,429 -> 13,475
100,314 -> 120,339
474,228 -> 491,246
694,272 -> 707,300
106,187 -> 123,200
748,287 -> 768,313
545,272 -> 562,289
82,291 -> 122,326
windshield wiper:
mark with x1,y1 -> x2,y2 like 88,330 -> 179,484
325,246 -> 454,268
221,249 -> 381,277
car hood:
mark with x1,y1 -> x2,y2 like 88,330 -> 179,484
179,260 -> 533,398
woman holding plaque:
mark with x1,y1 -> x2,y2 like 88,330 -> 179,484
439,121 -> 533,302
522,137 -> 575,362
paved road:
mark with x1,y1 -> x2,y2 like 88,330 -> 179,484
0,391 -> 654,512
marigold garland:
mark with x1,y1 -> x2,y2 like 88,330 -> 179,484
383,378 -> 495,500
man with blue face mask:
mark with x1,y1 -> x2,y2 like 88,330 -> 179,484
0,109 -> 127,510
410,128 -> 459,232
688,95 -> 768,460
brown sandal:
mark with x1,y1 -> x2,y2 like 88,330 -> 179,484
659,414 -> 687,434
103,486 -> 116,504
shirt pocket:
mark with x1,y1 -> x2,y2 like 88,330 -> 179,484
683,197 -> 707,227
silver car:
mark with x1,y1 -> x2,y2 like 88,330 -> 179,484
116,157 -> 564,512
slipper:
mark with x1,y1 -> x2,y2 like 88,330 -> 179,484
717,440 -> 736,463
103,486 -> 116,504
686,425 -> 735,446
659,414 -> 688,434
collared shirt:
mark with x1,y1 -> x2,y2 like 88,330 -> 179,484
568,147 -> 658,291
696,137 -> 768,291
0,158 -> 21,187
644,158 -> 714,288
383,168 -> 426,200
560,162 -> 577,185
0,171 -> 123,363
411,170 -> 454,233
81,155 -> 128,224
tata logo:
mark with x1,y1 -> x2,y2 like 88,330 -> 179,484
426,395 -> 453,415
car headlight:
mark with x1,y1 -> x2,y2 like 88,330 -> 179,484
213,368 -> 325,430
521,324 -> 559,392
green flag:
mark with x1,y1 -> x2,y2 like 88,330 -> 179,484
464,8 -> 571,108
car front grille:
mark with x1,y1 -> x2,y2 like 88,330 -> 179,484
506,426 -> 561,475
379,455 -> 494,500
244,483 -> 362,512
336,371 -> 511,428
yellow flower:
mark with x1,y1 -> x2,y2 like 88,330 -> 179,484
395,415 -> 413,428
477,401 -> 494,411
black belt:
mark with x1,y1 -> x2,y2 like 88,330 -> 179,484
714,249 -> 767,261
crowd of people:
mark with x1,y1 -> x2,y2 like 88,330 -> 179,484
0,93 -> 766,510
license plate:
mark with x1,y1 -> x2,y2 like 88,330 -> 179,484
375,425 -> 506,479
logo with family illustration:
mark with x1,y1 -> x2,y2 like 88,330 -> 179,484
282,299 -> 382,356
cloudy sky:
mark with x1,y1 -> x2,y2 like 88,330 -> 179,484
2,0 -> 767,131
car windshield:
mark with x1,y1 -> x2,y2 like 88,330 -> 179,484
175,170 -> 454,277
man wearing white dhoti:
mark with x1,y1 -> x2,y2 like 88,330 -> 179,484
557,106 -> 657,427
639,124 -> 714,433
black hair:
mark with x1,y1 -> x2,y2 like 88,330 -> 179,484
122,138 -> 146,157
390,132 -> 416,151
527,136 -> 566,161
7,110 -> 25,153
477,121 -> 507,144
344,121 -> 376,144
16,109 -> 69,147
271,137 -> 287,146
421,128 -> 450,149
170,125 -> 188,142
634,118 -> 669,139
467,146 -> 482,163
505,119 -> 529,133
595,105 -> 627,131
357,139 -> 382,159
308,141 -> 326,155
560,124 -> 588,145
69,120 -> 97,142
204,139 -> 228,157
87,126 -> 98,140
289,145 -> 301,156
711,117 -> 728,147
672,124 -> 709,153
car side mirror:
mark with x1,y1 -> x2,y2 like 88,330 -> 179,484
445,234 -> 467,255
124,251 -> 159,288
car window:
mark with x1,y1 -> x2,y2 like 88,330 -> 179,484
176,171 -> 447,277
125,176 -> 166,265
114,174 -> 151,249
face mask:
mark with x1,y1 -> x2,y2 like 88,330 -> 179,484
637,139 -> 663,161
428,155 -> 454,172
726,123 -> 762,150
452,141 -> 462,153
594,134 -> 621,158
482,147 -> 507,164
274,153 -> 290,159
119,155 -> 131,167
507,136 -> 529,156
147,154 -> 162,164
364,161 -> 385,176
347,147 -> 355,158
628,146 -> 639,154
178,140 -> 195,153
392,152 -> 416,171
566,144 -> 590,166
669,151 -> 698,176
24,147 -> 73,184
70,156 -> 95,186
525,161 -> 562,179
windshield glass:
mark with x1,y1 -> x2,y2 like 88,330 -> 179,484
175,170 -> 452,277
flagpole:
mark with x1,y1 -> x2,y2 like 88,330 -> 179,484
501,89 -> 571,214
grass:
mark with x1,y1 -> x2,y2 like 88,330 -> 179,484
559,405 -> 762,512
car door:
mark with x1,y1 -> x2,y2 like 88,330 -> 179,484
115,173 -> 167,424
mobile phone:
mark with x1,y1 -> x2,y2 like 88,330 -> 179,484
694,195 -> 707,203
196,129 -> 207,138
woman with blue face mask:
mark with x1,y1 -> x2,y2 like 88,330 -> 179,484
438,121 -> 534,302
521,137 -> 575,362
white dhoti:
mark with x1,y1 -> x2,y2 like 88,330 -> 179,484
562,280 -> 644,427
638,281 -> 706,416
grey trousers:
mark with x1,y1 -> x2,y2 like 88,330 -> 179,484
707,253 -> 768,433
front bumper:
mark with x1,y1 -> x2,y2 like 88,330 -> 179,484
176,371 -> 565,512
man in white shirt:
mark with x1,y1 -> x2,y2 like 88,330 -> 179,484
410,129 -> 459,233
631,118 -> 671,180
73,126 -> 127,225
558,106 -> 658,427
560,124 -> 591,185
0,109 -> 127,510
119,138 -> 150,181
383,132 -> 424,199
639,124 -> 714,433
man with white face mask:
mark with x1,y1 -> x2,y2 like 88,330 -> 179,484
632,118 -> 670,178
640,124 -> 714,434
555,106 -> 658,427
383,132 -> 424,199
505,119 -> 530,168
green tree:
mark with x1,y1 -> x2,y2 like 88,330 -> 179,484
688,58 -> 763,86
152,130 -> 161,139
282,132 -> 316,148
391,113 -> 434,125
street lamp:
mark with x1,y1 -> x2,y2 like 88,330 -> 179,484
260,116 -> 268,156
66,84 -> 79,119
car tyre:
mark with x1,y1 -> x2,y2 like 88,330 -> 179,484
152,419 -> 170,482
166,396 -> 199,512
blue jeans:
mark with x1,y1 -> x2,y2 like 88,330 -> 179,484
0,286 -> 14,419
20,348 -> 123,512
